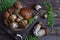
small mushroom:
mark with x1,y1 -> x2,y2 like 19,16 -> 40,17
4,11 -> 10,19
35,4 -> 41,11
15,18 -> 21,22
33,24 -> 41,33
20,7 -> 32,20
8,7 -> 15,13
19,20 -> 28,28
14,9 -> 24,20
23,20 -> 28,25
38,29 -> 46,36
42,13 -> 47,19
14,1 -> 23,10
9,22 -> 19,29
9,14 -> 17,22
34,15 -> 39,19
33,24 -> 48,37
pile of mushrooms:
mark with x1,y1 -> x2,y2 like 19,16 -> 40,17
4,1 -> 33,30
33,22 -> 48,37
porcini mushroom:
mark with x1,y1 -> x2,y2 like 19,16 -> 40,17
20,7 -> 32,20
14,1 -> 23,10
9,14 -> 17,22
33,24 -> 48,37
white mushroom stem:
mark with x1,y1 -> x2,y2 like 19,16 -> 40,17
33,24 -> 41,36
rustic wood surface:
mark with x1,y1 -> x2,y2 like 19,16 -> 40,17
0,0 -> 60,40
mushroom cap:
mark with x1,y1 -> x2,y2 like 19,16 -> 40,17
14,1 -> 23,9
35,4 -> 41,11
8,7 -> 15,13
4,11 -> 10,19
19,20 -> 28,28
20,7 -> 32,20
9,22 -> 19,29
9,14 -> 17,22
15,18 -> 21,22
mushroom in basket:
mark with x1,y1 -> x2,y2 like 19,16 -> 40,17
20,7 -> 32,20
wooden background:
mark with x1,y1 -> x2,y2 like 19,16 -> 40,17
0,0 -> 60,40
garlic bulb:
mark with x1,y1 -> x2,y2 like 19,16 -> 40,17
35,5 -> 41,11
9,22 -> 19,29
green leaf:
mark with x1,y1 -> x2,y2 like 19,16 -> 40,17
42,0 -> 54,28
0,0 -> 17,11
28,17 -> 35,24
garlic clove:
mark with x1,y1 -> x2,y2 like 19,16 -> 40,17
4,11 -> 10,19
35,5 -> 41,11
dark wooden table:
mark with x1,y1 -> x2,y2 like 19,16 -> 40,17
0,0 -> 60,40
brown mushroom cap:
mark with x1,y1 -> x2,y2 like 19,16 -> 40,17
14,1 -> 23,10
19,21 -> 25,28
7,7 -> 15,13
4,11 -> 10,19
8,15 -> 16,22
20,7 -> 32,20
18,20 -> 28,28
